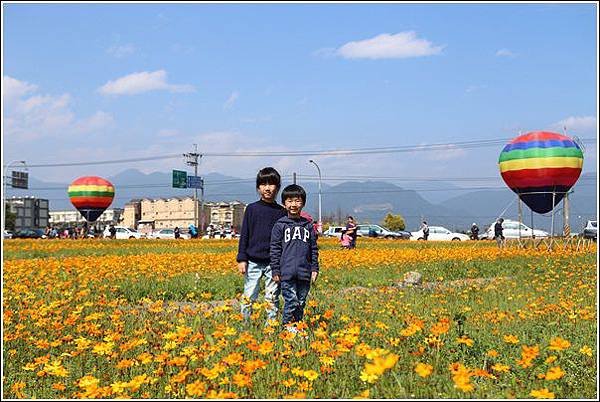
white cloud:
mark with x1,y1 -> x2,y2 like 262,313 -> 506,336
3,77 -> 114,141
223,91 -> 239,109
551,116 -> 597,133
74,111 -> 115,133
336,31 -> 444,60
98,70 -> 195,96
106,44 -> 136,58
496,48 -> 516,57
3,76 -> 38,101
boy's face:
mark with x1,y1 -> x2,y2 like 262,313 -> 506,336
284,196 -> 304,217
258,183 -> 278,202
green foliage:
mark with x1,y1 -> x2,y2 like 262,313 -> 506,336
382,213 -> 406,231
5,203 -> 16,231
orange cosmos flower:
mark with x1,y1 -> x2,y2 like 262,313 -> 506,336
544,366 -> 565,381
548,337 -> 570,351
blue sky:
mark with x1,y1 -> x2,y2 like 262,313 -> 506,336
2,2 -> 598,185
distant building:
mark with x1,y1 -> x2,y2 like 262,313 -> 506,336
122,199 -> 142,229
49,208 -> 124,228
205,201 -> 245,232
121,196 -> 246,233
7,197 -> 49,231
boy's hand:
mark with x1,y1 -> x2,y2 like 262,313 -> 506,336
311,271 -> 318,283
273,274 -> 280,283
238,261 -> 248,274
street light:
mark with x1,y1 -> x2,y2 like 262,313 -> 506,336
308,159 -> 322,234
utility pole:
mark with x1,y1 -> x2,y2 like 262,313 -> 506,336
309,160 -> 322,234
184,145 -> 201,233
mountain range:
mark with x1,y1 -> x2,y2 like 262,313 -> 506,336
6,169 -> 597,232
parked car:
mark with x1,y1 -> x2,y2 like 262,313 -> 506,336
4,230 -> 14,239
12,228 -> 47,239
148,228 -> 191,240
410,226 -> 470,241
322,226 -> 346,238
482,220 -> 549,240
582,220 -> 597,241
202,228 -> 239,239
356,224 -> 411,240
102,226 -> 146,239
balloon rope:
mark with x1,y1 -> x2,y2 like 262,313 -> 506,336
497,196 -> 517,220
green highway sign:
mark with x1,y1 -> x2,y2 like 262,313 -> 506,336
172,170 -> 188,188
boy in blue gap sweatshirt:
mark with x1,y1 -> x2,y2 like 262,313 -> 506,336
237,167 -> 287,323
270,184 -> 319,327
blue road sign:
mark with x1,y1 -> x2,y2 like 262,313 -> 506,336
187,175 -> 203,189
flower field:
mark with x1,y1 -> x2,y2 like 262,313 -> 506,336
2,238 -> 597,399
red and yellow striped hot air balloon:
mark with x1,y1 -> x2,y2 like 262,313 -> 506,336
499,131 -> 584,214
68,176 -> 115,222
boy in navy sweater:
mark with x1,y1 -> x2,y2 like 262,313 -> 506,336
270,184 -> 319,327
237,167 -> 287,323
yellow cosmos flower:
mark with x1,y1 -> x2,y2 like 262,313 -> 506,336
491,363 -> 510,373
353,389 -> 370,399
579,345 -> 593,357
530,388 -> 555,399
303,370 -> 319,381
456,336 -> 474,347
415,362 -> 433,378
503,334 -> 519,344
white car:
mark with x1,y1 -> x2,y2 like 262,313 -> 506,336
322,226 -> 345,238
4,230 -> 14,239
483,220 -> 549,240
410,226 -> 470,241
149,229 -> 190,240
202,229 -> 239,239
103,226 -> 146,239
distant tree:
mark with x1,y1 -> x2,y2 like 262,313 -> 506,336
382,213 -> 405,231
5,204 -> 16,231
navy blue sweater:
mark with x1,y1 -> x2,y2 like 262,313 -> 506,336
236,200 -> 286,263
270,216 -> 319,281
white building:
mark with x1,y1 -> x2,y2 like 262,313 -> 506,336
49,208 -> 124,227
7,197 -> 49,231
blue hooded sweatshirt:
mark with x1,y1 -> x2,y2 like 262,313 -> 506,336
270,215 -> 319,281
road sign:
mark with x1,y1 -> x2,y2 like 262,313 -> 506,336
11,171 -> 29,189
187,175 -> 203,189
172,170 -> 188,188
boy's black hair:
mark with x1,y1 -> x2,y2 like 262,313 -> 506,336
256,167 -> 281,189
281,184 -> 306,205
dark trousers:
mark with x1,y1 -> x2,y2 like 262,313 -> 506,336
281,279 -> 311,325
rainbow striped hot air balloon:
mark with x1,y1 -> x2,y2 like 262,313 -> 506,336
499,131 -> 584,214
68,176 -> 115,222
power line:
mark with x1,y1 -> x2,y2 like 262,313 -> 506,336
18,153 -> 183,168
8,137 -> 596,168
9,176 -> 596,192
